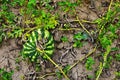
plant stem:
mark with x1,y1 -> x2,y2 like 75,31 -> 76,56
44,53 -> 70,80
96,46 -> 111,80
108,0 -> 113,11
37,48 -> 70,80
76,16 -> 91,37
39,73 -> 55,79
81,19 -> 97,24
58,28 -> 82,31
69,45 -> 97,70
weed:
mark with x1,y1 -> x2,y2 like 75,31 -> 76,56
40,0 -> 54,10
15,58 -> 20,64
85,57 -> 95,70
7,27 -> 24,38
111,47 -> 119,51
35,64 -> 41,72
73,32 -> 88,48
74,32 -> 88,41
0,30 -> 6,43
33,10 -> 58,29
63,24 -> 70,29
0,68 -> 13,80
56,65 -> 70,79
58,0 -> 77,13
115,71 -> 120,78
15,66 -> 20,71
104,56 -> 113,69
100,36 -> 112,49
0,2 -> 15,24
115,53 -> 120,61
73,40 -> 83,48
61,36 -> 68,42
87,75 -> 94,79
95,1 -> 120,79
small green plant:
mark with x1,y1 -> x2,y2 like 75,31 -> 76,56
35,64 -> 41,72
100,36 -> 112,49
61,36 -> 68,42
73,32 -> 88,48
111,47 -> 119,51
40,0 -> 54,10
10,0 -> 25,6
85,57 -> 95,70
0,68 -> 13,80
63,24 -> 70,29
0,30 -> 6,43
15,66 -> 20,71
33,10 -> 58,29
96,45 -> 111,80
87,75 -> 94,79
0,2 -> 15,24
74,32 -> 88,40
7,27 -> 24,38
56,65 -> 70,79
115,71 -> 120,78
58,0 -> 78,13
95,1 -> 120,79
115,53 -> 120,61
104,56 -> 113,69
15,58 -> 20,64
73,41 -> 83,48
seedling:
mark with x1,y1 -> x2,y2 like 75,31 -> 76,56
104,56 -> 113,69
0,68 -> 13,80
58,0 -> 77,13
111,47 -> 119,51
115,71 -> 120,78
73,41 -> 83,48
95,1 -> 120,79
74,32 -> 88,40
7,27 -> 24,38
85,57 -> 95,70
115,53 -> 120,61
87,75 -> 94,79
61,36 -> 68,42
0,30 -> 6,43
73,32 -> 88,48
33,10 -> 58,29
15,58 -> 20,64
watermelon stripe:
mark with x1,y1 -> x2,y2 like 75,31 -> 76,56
46,39 -> 54,47
41,28 -> 45,38
22,28 -> 54,61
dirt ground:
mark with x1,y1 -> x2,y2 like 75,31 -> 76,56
0,0 -> 120,80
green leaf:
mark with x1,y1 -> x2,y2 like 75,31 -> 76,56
73,41 -> 83,48
7,27 -> 24,38
85,57 -> 95,70
115,53 -> 120,61
111,47 -> 119,51
74,32 -> 82,40
63,65 -> 70,74
61,36 -> 68,42
0,68 -> 13,80
100,36 -> 111,49
27,0 -> 36,8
